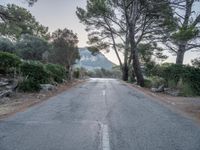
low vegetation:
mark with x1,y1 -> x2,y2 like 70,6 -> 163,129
45,63 -> 67,83
144,63 -> 200,96
0,52 -> 21,75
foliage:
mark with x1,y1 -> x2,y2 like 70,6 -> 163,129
144,61 -> 158,77
172,26 -> 199,42
18,78 -> 41,92
20,61 -> 50,84
144,79 -> 152,88
178,82 -> 196,97
73,69 -> 80,79
19,61 -> 68,91
138,43 -> 168,64
49,28 -> 80,69
16,34 -> 50,61
0,52 -> 21,74
0,4 -> 49,39
0,37 -> 15,53
192,57 -> 200,68
26,0 -> 38,6
87,46 -> 100,56
150,63 -> 200,95
76,0 -> 124,70
158,63 -> 183,84
45,63 -> 67,83
163,1 -> 200,64
148,76 -> 166,88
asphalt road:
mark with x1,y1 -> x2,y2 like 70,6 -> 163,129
0,78 -> 200,150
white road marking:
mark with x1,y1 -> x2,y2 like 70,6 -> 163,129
102,124 -> 110,150
102,90 -> 106,96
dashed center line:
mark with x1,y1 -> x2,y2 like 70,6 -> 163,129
102,124 -> 110,150
102,90 -> 106,96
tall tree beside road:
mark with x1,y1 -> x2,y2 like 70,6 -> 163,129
49,28 -> 80,77
112,0 -> 172,86
164,0 -> 200,64
76,0 -> 131,81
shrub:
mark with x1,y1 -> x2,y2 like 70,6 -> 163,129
149,76 -> 166,88
45,63 -> 67,83
161,63 -> 183,84
0,52 -> 21,74
182,65 -> 200,95
20,61 -> 50,84
18,78 -> 41,92
178,81 -> 196,97
150,63 -> 200,96
144,79 -> 152,88
73,69 -> 80,78
0,37 -> 15,53
16,34 -> 50,61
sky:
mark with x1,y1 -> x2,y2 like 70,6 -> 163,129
1,0 -> 200,65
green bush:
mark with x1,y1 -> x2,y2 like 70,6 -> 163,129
18,78 -> 41,92
150,63 -> 200,96
179,82 -> 196,97
73,69 -> 80,78
20,61 -> 50,84
0,52 -> 21,74
168,79 -> 177,89
149,76 -> 166,88
45,63 -> 67,83
144,79 -> 152,88
182,65 -> 200,95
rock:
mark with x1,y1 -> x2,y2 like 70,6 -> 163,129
157,84 -> 165,92
0,90 -> 13,98
0,81 -> 9,87
40,84 -> 55,92
165,90 -> 180,96
151,84 -> 165,93
164,88 -> 171,92
5,85 -> 13,90
37,94 -> 46,99
11,80 -> 19,91
151,88 -> 158,92
0,97 -> 10,104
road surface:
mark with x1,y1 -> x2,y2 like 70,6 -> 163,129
0,78 -> 200,150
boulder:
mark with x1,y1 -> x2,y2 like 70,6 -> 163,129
165,89 -> 180,96
0,81 -> 9,87
0,90 -> 13,98
157,84 -> 165,92
151,84 -> 165,93
40,84 -> 55,92
151,88 -> 158,92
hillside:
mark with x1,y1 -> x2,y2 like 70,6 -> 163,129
75,48 -> 115,70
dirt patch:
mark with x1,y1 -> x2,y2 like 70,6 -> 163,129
122,81 -> 200,123
0,79 -> 86,119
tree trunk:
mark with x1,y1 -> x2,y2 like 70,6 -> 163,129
123,0 -> 144,87
129,26 -> 144,86
131,49 -> 144,86
122,38 -> 129,81
122,64 -> 129,81
104,17 -> 123,69
176,44 -> 186,65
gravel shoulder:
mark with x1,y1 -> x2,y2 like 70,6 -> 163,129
0,80 -> 86,119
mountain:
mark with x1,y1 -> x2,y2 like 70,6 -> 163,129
75,48 -> 115,70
